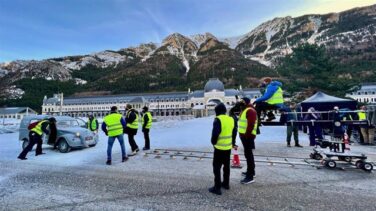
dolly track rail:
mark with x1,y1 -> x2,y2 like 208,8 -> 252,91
148,149 -> 321,168
154,148 -> 310,160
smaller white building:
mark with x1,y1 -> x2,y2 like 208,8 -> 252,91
346,83 -> 376,104
0,107 -> 38,119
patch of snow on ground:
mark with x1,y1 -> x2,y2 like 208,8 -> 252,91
0,117 -> 313,166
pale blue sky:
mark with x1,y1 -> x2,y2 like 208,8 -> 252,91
0,0 -> 375,62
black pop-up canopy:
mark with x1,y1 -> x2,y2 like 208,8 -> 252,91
300,91 -> 357,112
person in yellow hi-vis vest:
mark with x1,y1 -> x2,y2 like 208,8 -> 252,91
238,97 -> 258,184
254,77 -> 285,134
18,117 -> 56,160
141,106 -> 152,150
358,105 -> 375,145
102,106 -> 128,165
87,114 -> 98,132
125,104 -> 140,156
208,103 -> 236,195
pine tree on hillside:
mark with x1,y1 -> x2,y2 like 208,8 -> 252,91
278,43 -> 357,97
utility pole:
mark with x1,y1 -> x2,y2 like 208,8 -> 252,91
59,93 -> 64,116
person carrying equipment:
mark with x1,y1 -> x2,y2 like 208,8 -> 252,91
102,106 -> 128,165
209,103 -> 236,195
18,117 -> 56,160
87,114 -> 99,132
141,106 -> 152,150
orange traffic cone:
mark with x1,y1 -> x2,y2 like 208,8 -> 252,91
231,148 -> 242,168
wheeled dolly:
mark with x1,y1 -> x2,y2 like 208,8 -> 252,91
310,148 -> 373,172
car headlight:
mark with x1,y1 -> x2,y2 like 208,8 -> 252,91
75,132 -> 80,137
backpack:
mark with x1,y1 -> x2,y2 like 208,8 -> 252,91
28,121 -> 40,130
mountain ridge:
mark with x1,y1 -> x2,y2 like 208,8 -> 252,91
1,4 -> 375,101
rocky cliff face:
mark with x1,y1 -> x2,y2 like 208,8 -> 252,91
235,4 -> 376,66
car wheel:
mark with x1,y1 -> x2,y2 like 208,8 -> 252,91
22,139 -> 29,150
58,138 -> 71,153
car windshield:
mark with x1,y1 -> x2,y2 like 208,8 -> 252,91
56,120 -> 80,127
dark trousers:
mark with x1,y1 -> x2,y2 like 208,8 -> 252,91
308,125 -> 323,146
213,149 -> 231,189
143,129 -> 150,149
255,102 -> 279,120
287,125 -> 299,145
240,136 -> 255,178
127,134 -> 139,151
18,132 -> 43,158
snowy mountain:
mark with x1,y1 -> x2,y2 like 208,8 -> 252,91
1,4 -> 375,101
235,4 -> 376,66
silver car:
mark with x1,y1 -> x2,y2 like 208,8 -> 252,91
19,115 -> 99,153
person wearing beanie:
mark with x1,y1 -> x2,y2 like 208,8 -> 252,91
208,103 -> 236,195
238,97 -> 258,184
254,77 -> 285,133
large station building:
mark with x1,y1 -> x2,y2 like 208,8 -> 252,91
42,78 -> 261,118
346,83 -> 376,104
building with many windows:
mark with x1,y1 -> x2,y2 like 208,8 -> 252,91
0,107 -> 37,119
42,78 -> 261,118
346,83 -> 376,104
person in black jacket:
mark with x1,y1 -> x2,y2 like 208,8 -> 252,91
141,106 -> 152,150
125,104 -> 140,155
18,117 -> 56,160
209,103 -> 237,195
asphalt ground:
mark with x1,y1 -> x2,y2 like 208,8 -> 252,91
1,143 -> 375,211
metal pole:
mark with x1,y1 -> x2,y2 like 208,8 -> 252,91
60,93 -> 63,116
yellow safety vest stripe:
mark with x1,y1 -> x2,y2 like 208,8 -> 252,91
88,119 -> 98,130
142,112 -> 152,129
104,113 -> 123,137
238,108 -> 250,134
126,110 -> 139,129
358,112 -> 366,120
31,120 -> 48,136
266,87 -> 284,105
215,115 -> 234,150
238,108 -> 258,135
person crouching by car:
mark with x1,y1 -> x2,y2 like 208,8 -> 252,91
102,106 -> 128,165
18,117 -> 56,160
208,103 -> 236,195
